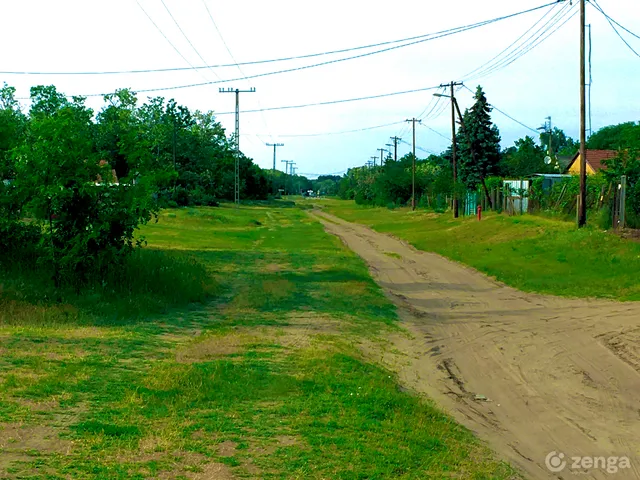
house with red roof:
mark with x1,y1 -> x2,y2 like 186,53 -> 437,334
565,150 -> 617,175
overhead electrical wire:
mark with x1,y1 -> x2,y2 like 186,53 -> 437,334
590,0 -> 640,59
462,1 -> 562,80
159,0 -> 221,80
464,1 -> 578,82
461,85 -> 540,134
247,121 -> 406,138
2,1 -> 560,77
419,123 -> 452,142
200,0 -> 275,143
589,0 -> 640,41
212,85 -> 442,116
133,0 -> 210,83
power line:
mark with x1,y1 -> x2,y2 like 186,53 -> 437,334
159,0 -> 221,80
590,0 -> 640,59
2,1 -> 559,77
133,0 -> 209,82
247,121 -> 406,138
200,0 -> 275,143
589,0 -> 640,41
462,2 -> 563,80
465,2 -> 577,82
419,123 -> 451,142
213,85 -> 442,115
461,84 -> 539,134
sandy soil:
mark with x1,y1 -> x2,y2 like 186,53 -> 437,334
312,210 -> 640,480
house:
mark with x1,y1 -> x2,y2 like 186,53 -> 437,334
565,150 -> 617,175
95,160 -> 119,185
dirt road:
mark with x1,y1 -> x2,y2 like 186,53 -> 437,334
312,210 -> 640,480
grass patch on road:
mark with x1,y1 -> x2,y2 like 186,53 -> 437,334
317,198 -> 640,301
0,204 -> 516,479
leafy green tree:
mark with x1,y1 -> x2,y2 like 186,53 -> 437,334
540,127 -> 578,157
587,122 -> 640,151
500,136 -> 547,177
13,86 -> 157,288
457,86 -> 501,204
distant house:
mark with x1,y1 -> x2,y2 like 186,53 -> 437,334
565,150 -> 617,175
95,160 -> 119,185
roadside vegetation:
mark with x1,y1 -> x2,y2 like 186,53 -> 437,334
0,204 -> 517,479
319,198 -> 640,301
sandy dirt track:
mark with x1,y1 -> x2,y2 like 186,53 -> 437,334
312,210 -> 640,480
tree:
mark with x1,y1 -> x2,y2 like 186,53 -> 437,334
587,122 -> 640,151
539,127 -> 578,157
500,136 -> 546,177
457,86 -> 501,205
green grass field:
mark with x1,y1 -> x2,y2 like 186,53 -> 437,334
0,204 -> 516,479
317,198 -> 640,301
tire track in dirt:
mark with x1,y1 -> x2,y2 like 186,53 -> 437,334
311,209 -> 640,480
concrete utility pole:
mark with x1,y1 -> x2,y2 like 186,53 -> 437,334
385,144 -> 394,163
390,136 -> 401,162
405,118 -> 422,211
578,0 -> 587,227
281,160 -> 293,194
437,81 -> 463,218
377,148 -> 388,167
267,143 -> 285,171
219,87 -> 256,205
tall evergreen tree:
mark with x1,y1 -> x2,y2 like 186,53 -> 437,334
457,86 -> 501,204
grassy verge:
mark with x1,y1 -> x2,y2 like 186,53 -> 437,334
0,204 -> 516,479
316,198 -> 640,301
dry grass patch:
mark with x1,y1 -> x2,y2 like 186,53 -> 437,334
0,423 -> 72,454
177,314 -> 343,363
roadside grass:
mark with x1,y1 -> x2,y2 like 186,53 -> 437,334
0,246 -> 217,325
0,204 -> 517,479
316,198 -> 640,301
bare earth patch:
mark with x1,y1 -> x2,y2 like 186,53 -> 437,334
177,314 -> 343,363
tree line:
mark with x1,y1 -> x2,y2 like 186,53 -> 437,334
0,83 -> 311,289
338,85 -> 640,223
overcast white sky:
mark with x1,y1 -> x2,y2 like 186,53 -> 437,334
2,0 -> 639,176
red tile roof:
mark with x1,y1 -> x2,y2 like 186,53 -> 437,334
569,149 -> 617,172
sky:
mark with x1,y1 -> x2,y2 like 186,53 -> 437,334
2,0 -> 639,177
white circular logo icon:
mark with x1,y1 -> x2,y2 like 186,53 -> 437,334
545,451 -> 567,473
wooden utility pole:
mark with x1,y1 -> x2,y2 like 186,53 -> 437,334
390,136 -> 401,161
578,0 -> 587,227
405,118 -> 422,210
219,87 -> 256,205
439,82 -> 463,218
370,156 -> 378,167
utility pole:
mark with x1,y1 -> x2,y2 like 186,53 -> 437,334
267,143 -> 285,171
281,160 -> 293,194
385,144 -> 394,163
390,136 -> 401,162
371,155 -> 378,167
578,0 -> 587,227
438,81 -> 463,218
405,118 -> 422,211
219,87 -> 256,206
377,148 -> 388,167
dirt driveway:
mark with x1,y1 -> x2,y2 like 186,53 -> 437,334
312,210 -> 640,480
